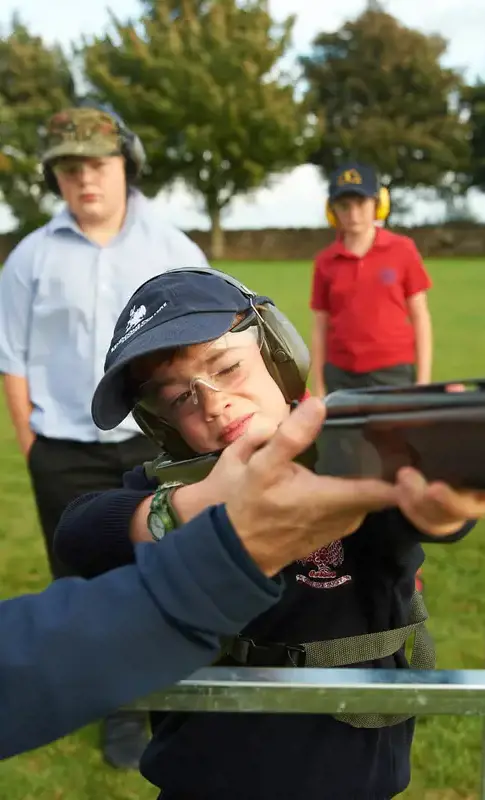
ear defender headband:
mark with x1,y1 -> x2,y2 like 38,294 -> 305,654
131,267 -> 311,459
326,186 -> 391,228
43,112 -> 146,196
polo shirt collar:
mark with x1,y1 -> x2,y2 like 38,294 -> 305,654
329,226 -> 394,259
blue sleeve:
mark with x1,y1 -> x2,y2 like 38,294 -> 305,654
0,233 -> 38,376
54,465 -> 157,578
352,508 -> 476,568
0,504 -> 282,760
381,509 -> 475,546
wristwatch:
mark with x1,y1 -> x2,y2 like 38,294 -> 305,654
147,481 -> 185,541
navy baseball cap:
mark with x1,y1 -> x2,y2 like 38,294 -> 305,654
92,268 -> 271,430
329,162 -> 379,202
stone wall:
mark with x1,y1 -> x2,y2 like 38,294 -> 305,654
1,222 -> 484,262
183,224 -> 485,261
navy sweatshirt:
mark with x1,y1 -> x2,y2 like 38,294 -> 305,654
55,466 -> 473,800
0,505 -> 282,761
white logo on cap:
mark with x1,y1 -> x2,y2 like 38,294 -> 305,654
126,304 -> 147,331
110,301 -> 168,354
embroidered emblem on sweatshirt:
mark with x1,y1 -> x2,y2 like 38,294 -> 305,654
296,540 -> 352,589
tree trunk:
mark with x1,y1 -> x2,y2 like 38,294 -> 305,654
209,207 -> 225,261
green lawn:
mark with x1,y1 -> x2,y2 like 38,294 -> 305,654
1,258 -> 485,799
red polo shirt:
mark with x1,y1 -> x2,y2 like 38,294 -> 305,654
310,228 -> 432,373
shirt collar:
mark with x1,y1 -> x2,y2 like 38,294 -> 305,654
47,188 -> 146,237
328,226 -> 394,259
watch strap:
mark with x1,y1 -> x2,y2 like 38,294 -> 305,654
149,480 -> 184,540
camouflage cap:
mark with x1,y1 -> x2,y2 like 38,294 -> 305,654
42,108 -> 123,164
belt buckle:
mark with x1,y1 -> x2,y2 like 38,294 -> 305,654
284,644 -> 306,667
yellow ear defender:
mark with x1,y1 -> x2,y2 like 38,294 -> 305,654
326,186 -> 391,228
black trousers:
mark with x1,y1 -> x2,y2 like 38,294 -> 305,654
27,433 -> 160,579
324,362 -> 416,394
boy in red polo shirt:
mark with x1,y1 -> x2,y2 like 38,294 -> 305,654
310,162 -> 432,398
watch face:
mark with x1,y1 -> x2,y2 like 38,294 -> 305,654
148,512 -> 166,540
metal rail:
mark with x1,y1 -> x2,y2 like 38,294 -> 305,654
132,667 -> 485,715
130,667 -> 485,797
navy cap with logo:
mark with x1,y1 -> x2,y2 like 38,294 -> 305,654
92,268 -> 271,430
329,162 -> 379,202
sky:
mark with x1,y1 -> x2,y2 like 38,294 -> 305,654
1,0 -> 485,232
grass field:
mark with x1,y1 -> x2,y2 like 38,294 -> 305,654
1,257 -> 485,799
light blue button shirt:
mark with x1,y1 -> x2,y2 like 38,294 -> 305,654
0,190 -> 209,443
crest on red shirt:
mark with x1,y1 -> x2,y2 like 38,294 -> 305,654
380,267 -> 397,285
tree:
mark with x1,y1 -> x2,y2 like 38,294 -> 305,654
462,81 -> 485,191
0,17 -> 76,235
301,10 -> 470,195
81,0 -> 319,257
